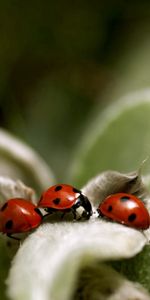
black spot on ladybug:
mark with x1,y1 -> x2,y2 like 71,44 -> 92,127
1,202 -> 8,211
5,220 -> 13,230
128,213 -> 136,222
73,187 -> 81,194
53,198 -> 61,205
34,207 -> 43,218
120,196 -> 130,202
108,205 -> 113,212
55,185 -> 62,192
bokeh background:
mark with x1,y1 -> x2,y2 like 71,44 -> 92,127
1,1 -> 150,180
1,4 -> 150,300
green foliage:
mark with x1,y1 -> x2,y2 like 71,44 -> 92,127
110,245 -> 150,292
1,1 -> 150,181
1,2 -> 150,299
69,96 -> 150,186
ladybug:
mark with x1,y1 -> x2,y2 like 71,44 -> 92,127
0,198 -> 43,240
97,193 -> 150,229
38,184 -> 92,219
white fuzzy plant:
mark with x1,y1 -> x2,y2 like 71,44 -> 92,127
1,90 -> 150,300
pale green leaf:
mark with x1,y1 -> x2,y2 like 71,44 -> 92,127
6,222 -> 148,300
6,170 -> 150,300
0,177 -> 37,300
69,90 -> 150,187
0,129 -> 55,192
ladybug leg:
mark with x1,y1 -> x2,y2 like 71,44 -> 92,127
60,211 -> 66,219
97,209 -> 104,218
59,209 -> 70,219
7,234 -> 20,241
71,207 -> 77,220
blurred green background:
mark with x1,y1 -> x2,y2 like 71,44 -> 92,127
1,4 -> 150,299
1,1 -> 150,180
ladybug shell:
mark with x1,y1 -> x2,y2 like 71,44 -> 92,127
0,198 -> 42,234
98,193 -> 150,229
38,184 -> 81,210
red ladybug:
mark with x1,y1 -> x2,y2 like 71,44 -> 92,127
97,193 -> 150,229
38,184 -> 92,219
0,198 -> 42,239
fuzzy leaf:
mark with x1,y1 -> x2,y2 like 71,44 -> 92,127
6,170 -> 150,300
0,178 -> 37,300
0,177 -> 35,205
73,263 -> 150,300
0,129 -> 55,192
69,90 -> 150,187
82,169 -> 149,206
6,222 -> 148,300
